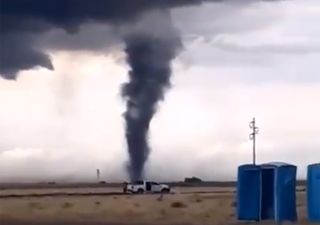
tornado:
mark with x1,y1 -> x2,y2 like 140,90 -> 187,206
122,11 -> 182,181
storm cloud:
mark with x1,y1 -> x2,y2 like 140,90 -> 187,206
0,0 -> 210,78
0,0 -> 279,78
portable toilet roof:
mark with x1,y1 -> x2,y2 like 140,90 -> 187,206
307,163 -> 320,222
238,164 -> 260,170
261,162 -> 295,168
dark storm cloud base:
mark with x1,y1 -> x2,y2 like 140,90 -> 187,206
0,0 -> 208,77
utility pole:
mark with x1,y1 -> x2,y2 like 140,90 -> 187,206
96,169 -> 100,182
249,118 -> 259,165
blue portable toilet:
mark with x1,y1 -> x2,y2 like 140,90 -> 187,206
307,163 -> 320,222
237,164 -> 261,220
237,162 -> 297,223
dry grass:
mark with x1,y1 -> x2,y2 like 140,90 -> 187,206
61,202 -> 74,209
28,202 -> 44,210
95,201 -> 101,206
0,187 -> 313,225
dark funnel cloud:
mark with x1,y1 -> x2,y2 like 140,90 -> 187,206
121,10 -> 182,181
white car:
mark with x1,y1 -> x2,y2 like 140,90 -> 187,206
123,180 -> 170,194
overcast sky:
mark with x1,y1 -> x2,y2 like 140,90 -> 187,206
0,0 -> 319,182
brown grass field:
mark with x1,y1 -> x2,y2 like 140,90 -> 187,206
0,185 -> 316,225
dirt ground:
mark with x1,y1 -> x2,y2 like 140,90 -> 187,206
0,187 -> 315,225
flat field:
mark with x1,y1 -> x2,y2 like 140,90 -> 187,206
0,185 -> 314,225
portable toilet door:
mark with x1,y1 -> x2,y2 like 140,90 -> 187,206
260,165 -> 276,221
237,164 -> 261,221
307,163 -> 320,222
260,163 -> 297,223
273,163 -> 297,223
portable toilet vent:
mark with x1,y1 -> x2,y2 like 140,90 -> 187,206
307,163 -> 320,222
237,162 -> 297,223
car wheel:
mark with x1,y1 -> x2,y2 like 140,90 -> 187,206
137,188 -> 144,194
